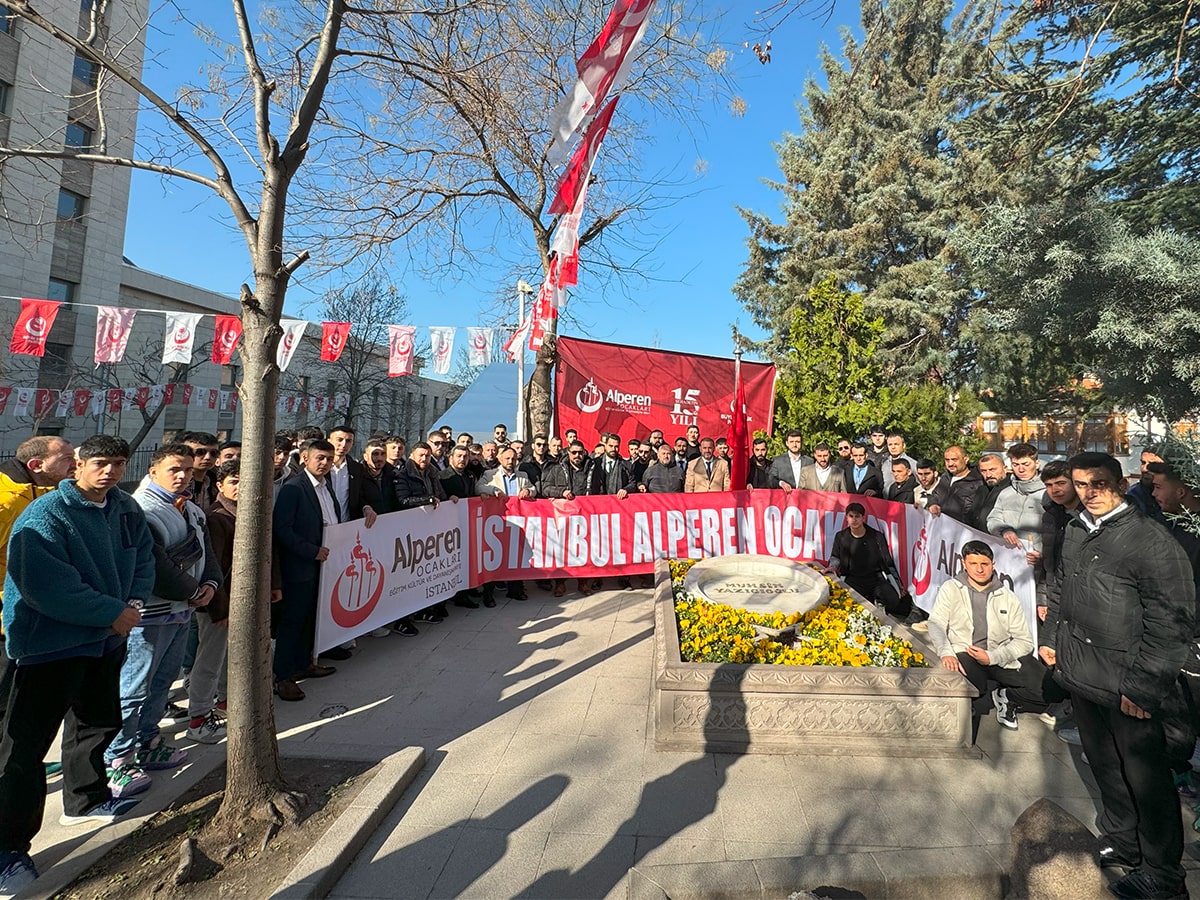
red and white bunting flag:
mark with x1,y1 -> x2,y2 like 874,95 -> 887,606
89,391 -> 103,417
550,96 -> 619,215
298,396 -> 310,414
13,387 -> 32,416
466,327 -> 494,366
10,299 -> 61,357
180,384 -> 194,407
286,395 -> 297,414
314,396 -> 326,414
387,325 -> 416,376
34,389 -> 54,417
149,385 -> 163,410
72,389 -> 92,416
94,306 -> 137,364
277,319 -> 308,371
549,180 -> 588,291
107,389 -> 123,414
0,387 -> 11,415
320,321 -> 351,362
529,296 -> 559,352
429,326 -> 455,376
547,0 -> 655,164
122,387 -> 136,411
212,315 -> 243,365
503,315 -> 532,363
219,390 -> 231,412
207,388 -> 219,410
162,312 -> 203,365
134,387 -> 150,410
54,390 -> 71,418
161,384 -> 176,405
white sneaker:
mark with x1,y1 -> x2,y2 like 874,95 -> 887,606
370,627 -> 391,638
186,711 -> 227,744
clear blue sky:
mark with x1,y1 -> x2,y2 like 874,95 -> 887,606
121,3 -> 858,378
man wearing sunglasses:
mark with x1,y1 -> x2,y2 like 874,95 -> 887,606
180,431 -> 220,512
426,431 -> 449,471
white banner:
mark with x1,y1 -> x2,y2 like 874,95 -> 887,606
94,306 -> 137,364
429,326 -> 455,376
162,312 -> 203,365
315,501 -> 470,654
907,506 -> 1039,644
465,327 -> 494,366
276,319 -> 308,372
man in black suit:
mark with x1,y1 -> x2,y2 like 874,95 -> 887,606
767,430 -> 815,493
328,425 -> 384,525
272,439 -> 346,702
846,443 -> 884,497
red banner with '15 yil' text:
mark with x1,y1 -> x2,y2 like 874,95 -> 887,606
554,337 -> 776,448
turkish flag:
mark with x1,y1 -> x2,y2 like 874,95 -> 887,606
321,322 -> 351,362
10,299 -> 61,357
72,389 -> 92,415
550,96 -> 618,215
33,389 -> 54,417
107,389 -> 123,413
212,315 -> 243,364
554,336 -> 777,448
727,368 -> 749,490
549,180 -> 587,291
547,0 -> 654,163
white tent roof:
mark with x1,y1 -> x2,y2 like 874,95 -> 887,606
434,361 -> 521,438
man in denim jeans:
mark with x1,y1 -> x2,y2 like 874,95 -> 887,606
104,445 -> 222,798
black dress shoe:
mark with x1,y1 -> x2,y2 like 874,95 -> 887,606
506,592 -> 527,601
296,663 -> 336,679
1099,844 -> 1141,870
274,680 -> 305,701
453,597 -> 480,609
319,646 -> 352,661
482,597 -> 496,608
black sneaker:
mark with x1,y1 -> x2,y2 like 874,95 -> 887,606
992,688 -> 1018,730
415,611 -> 444,623
159,702 -> 189,724
1108,868 -> 1187,899
390,621 -> 419,636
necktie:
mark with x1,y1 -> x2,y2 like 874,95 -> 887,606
705,460 -> 712,478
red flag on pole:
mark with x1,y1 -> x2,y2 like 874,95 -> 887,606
10,299 -> 61,357
727,358 -> 749,490
212,315 -> 243,364
321,321 -> 351,361
549,96 -> 619,215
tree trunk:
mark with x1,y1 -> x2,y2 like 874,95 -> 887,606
528,334 -> 555,437
216,274 -> 291,829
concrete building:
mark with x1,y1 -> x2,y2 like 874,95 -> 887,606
0,1 -> 459,456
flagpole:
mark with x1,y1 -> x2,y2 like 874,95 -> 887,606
516,280 -> 533,440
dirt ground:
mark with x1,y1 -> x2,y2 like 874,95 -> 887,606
57,757 -> 377,900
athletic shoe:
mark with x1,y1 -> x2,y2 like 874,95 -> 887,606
370,627 -> 392,638
390,621 -> 419,636
106,763 -> 151,798
160,702 -> 190,725
59,796 -> 141,827
43,761 -> 63,777
186,711 -> 227,745
993,688 -> 1018,730
1175,771 -> 1198,799
1108,867 -> 1188,899
0,851 -> 37,898
136,737 -> 188,770
1057,726 -> 1083,746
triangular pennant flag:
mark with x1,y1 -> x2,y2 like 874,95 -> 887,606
277,319 -> 308,371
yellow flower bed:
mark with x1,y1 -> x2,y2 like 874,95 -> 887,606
670,558 -> 926,668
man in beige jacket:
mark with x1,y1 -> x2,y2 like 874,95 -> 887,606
796,444 -> 848,493
684,438 -> 730,493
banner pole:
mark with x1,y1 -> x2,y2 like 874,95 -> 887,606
516,281 -> 532,440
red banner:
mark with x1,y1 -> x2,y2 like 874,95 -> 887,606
321,321 -> 351,362
10,299 -> 61,357
212,315 -> 242,364
468,490 -> 907,585
555,337 -> 776,447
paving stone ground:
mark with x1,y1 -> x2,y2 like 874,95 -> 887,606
27,585 -> 1200,899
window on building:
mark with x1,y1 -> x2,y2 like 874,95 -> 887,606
0,81 -> 11,117
72,53 -> 98,87
46,278 -> 76,303
64,120 -> 93,148
38,341 -> 72,389
56,188 -> 85,220
0,6 -> 13,35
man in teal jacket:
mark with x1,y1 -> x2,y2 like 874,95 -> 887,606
0,435 -> 154,896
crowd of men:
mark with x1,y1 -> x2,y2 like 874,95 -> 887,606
0,420 -> 1197,899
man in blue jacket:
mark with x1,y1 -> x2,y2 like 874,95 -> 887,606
0,435 -> 154,896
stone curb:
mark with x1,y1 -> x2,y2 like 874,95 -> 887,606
21,750 -> 227,900
627,845 -> 1007,899
19,744 -> 424,900
271,745 -> 425,899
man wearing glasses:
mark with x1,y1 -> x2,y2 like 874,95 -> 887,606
1040,452 -> 1193,900
540,441 -> 594,596
426,431 -> 449,471
180,432 -> 220,511
833,440 -> 854,472
519,434 -> 552,491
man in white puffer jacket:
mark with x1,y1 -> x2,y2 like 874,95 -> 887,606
928,541 -> 1050,734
